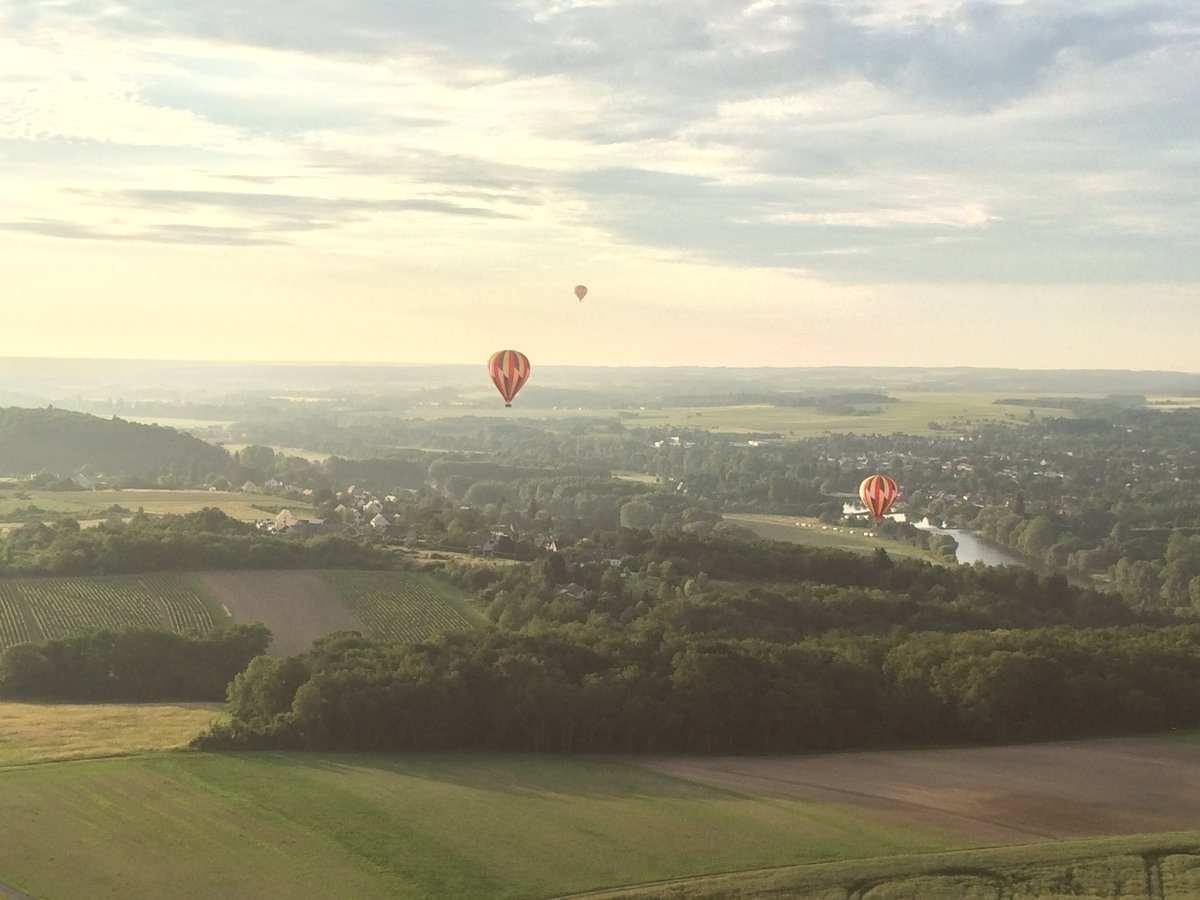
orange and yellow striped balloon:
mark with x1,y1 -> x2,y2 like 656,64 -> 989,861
487,350 -> 531,407
859,474 -> 899,523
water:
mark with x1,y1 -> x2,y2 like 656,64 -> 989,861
911,518 -> 1025,567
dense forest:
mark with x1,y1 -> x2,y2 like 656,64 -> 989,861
0,509 -> 392,576
194,531 -> 1199,754
0,624 -> 269,701
0,407 -> 235,481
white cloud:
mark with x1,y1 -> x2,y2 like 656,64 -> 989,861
0,0 -> 1197,367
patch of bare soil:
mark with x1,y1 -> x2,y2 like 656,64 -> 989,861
640,736 -> 1200,843
197,571 -> 365,656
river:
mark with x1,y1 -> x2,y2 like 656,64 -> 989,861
911,519 -> 1026,567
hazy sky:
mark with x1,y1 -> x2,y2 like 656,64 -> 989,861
2,0 -> 1197,369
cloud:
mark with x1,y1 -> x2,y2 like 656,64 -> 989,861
1,0 -> 1197,301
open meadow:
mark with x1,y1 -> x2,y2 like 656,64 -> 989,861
725,513 -> 947,564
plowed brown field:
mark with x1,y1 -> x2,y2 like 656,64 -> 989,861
196,570 -> 364,656
641,736 -> 1200,844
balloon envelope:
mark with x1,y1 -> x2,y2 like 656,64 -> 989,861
488,350 -> 531,407
859,474 -> 899,523
574,284 -> 587,301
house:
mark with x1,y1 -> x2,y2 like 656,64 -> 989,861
274,510 -> 300,531
555,582 -> 590,601
363,499 -> 383,516
72,473 -> 94,490
369,513 -> 390,533
242,481 -> 259,492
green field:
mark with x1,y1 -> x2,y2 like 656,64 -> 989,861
574,835 -> 1200,899
413,392 -> 1079,436
726,513 -> 949,564
0,488 -> 313,524
318,570 -> 485,639
0,573 -> 224,649
0,701 -> 223,767
0,752 -> 954,900
2,704 -> 1199,899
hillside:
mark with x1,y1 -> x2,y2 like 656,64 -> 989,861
0,406 -> 232,479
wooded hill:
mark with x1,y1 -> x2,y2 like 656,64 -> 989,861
0,407 -> 233,480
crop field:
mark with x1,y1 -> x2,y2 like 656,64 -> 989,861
414,392 -> 1080,437
726,513 -> 945,563
0,570 -> 475,655
0,752 -> 953,900
0,574 -> 222,649
0,701 -> 223,767
318,570 -> 483,640
1,718 -> 1199,899
0,488 -> 313,524
195,570 -> 479,655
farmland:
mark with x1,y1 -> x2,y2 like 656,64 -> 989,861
409,392 -> 1081,437
1,722 -> 1200,898
0,751 -> 953,900
0,570 -> 476,655
318,570 -> 483,640
572,835 -> 1200,899
0,701 -> 222,767
0,574 -> 222,649
0,488 -> 312,525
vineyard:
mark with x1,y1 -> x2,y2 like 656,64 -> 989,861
0,574 -> 221,649
318,571 -> 479,642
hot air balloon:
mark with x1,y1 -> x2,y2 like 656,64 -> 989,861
488,350 -> 530,407
859,474 -> 899,523
574,284 -> 587,302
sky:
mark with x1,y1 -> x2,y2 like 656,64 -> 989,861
1,0 -> 1197,370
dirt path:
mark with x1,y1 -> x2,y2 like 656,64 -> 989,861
640,736 -> 1200,843
0,884 -> 33,900
197,571 -> 365,656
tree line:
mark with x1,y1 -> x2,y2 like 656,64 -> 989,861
0,508 -> 392,576
195,623 -> 1200,754
0,624 -> 270,702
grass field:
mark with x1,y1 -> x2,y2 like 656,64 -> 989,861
0,752 -> 955,900
2,705 -> 1199,899
0,702 -> 223,767
413,392 -> 1079,436
570,835 -> 1200,899
0,573 -> 225,650
121,415 -> 234,430
0,488 -> 313,524
726,513 -> 948,564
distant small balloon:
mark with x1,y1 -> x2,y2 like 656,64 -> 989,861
487,350 -> 531,407
574,284 -> 587,302
859,474 -> 899,523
